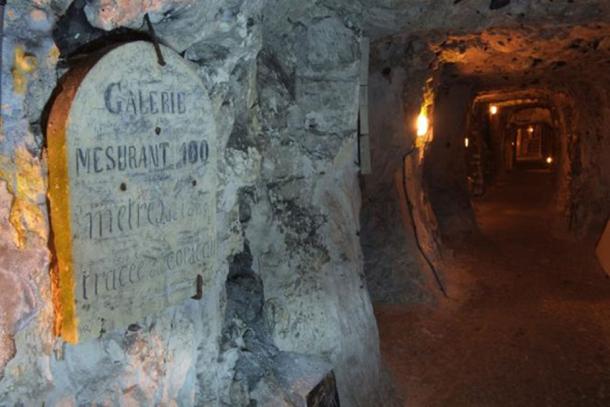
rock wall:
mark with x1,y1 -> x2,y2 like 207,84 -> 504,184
423,79 -> 476,238
563,83 -> 610,237
362,33 -> 448,304
0,1 -> 383,405
363,56 -> 433,304
245,2 -> 383,405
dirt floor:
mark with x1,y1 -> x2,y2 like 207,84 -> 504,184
376,169 -> 610,406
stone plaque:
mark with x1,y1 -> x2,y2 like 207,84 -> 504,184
47,42 -> 217,343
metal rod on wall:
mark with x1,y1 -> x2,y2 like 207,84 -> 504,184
0,0 -> 7,116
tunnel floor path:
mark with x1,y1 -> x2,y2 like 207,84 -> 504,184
375,169 -> 610,406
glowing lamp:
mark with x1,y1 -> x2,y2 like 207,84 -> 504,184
546,156 -> 553,164
527,126 -> 534,134
416,113 -> 429,137
464,138 -> 469,148
489,105 -> 498,115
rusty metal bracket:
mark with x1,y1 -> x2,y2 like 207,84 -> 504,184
144,13 -> 166,66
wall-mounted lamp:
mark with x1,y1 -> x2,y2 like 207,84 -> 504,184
546,156 -> 553,164
527,126 -> 534,134
416,113 -> 429,137
464,138 -> 469,148
489,105 -> 498,115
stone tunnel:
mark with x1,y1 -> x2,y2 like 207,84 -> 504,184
1,1 -> 610,406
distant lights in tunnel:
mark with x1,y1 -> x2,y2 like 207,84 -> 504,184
416,113 -> 429,137
489,105 -> 498,115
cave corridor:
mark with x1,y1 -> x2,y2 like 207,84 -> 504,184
360,9 -> 610,405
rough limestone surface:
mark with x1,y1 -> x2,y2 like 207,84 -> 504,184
358,0 -> 610,39
0,0 -> 386,406
243,2 -> 384,404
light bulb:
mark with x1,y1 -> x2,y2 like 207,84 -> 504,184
416,113 -> 429,137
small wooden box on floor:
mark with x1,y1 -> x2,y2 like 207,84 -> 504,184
597,220 -> 610,276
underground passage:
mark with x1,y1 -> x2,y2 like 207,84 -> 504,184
1,1 -> 610,406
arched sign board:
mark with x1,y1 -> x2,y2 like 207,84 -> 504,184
47,41 -> 217,343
